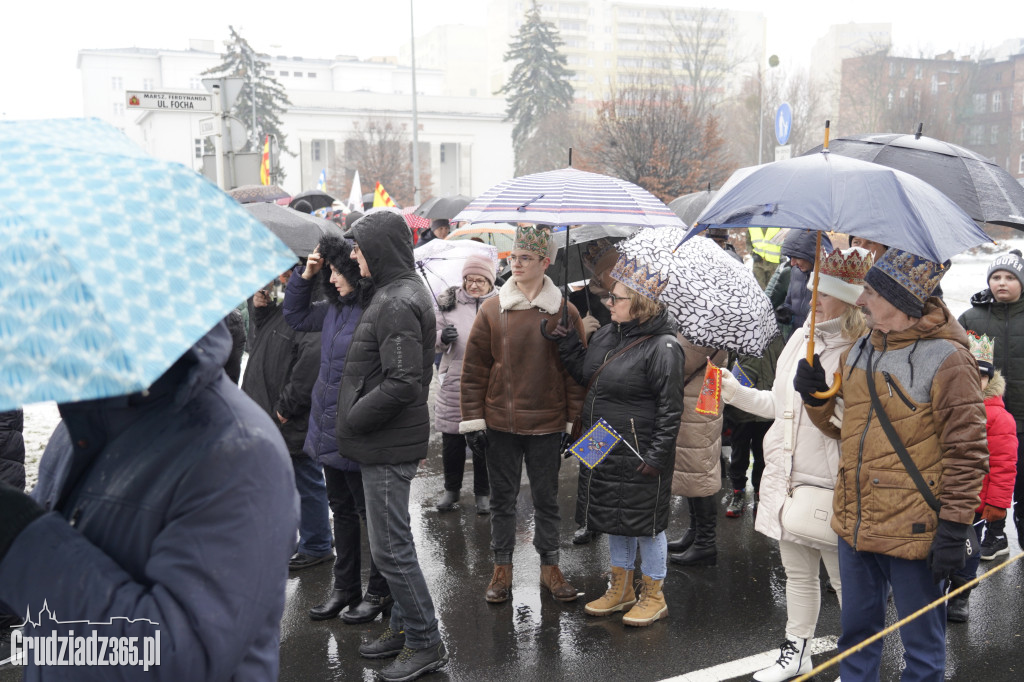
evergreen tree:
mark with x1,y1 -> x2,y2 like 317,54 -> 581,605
498,1 -> 575,175
203,26 -> 292,172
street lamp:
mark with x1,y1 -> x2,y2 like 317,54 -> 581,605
248,48 -> 258,150
757,54 -> 780,165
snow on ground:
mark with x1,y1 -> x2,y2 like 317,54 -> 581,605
18,237 -> 1024,492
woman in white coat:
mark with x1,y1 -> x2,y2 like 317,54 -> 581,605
721,246 -> 872,682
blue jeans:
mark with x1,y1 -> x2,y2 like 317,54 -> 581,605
608,532 -> 668,580
361,462 -> 440,650
292,454 -> 332,557
837,538 -> 946,681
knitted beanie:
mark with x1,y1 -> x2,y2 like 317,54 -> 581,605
462,253 -> 496,285
987,249 -> 1024,288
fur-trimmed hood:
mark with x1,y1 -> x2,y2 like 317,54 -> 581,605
984,369 -> 1007,400
437,285 -> 497,313
498,275 -> 562,315
316,234 -> 373,308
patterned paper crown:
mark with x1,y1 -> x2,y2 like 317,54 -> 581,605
582,238 -> 618,273
609,254 -> 669,301
513,224 -> 552,258
820,246 -> 873,284
967,331 -> 995,366
867,248 -> 949,308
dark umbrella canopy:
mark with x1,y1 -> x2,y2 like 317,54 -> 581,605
801,132 -> 1024,229
288,189 -> 336,212
669,189 -> 718,227
228,184 -> 290,204
549,224 -> 637,286
419,194 -> 473,220
245,203 -> 345,258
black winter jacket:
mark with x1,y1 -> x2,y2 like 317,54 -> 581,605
958,289 -> 1024,430
558,310 -> 685,536
336,214 -> 436,464
241,302 -> 321,455
0,409 -> 25,491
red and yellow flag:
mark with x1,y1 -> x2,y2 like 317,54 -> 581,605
373,181 -> 396,208
695,359 -> 723,416
260,135 -> 271,185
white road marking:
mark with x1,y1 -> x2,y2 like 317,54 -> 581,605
659,635 -> 839,681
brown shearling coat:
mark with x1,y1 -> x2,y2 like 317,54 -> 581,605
805,298 -> 989,560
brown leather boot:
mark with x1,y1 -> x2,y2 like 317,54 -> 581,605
485,564 -> 513,603
540,564 -> 578,601
622,575 -> 667,626
584,566 -> 636,616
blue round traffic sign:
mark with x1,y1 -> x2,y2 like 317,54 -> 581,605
775,103 -> 792,146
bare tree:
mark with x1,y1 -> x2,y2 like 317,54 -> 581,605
334,118 -> 431,207
580,76 -> 734,203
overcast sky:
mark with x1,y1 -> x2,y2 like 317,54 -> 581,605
2,0 -> 1021,119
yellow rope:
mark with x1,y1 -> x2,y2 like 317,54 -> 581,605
793,550 -> 1024,681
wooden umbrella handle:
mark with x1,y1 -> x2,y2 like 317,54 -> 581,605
806,229 -> 842,399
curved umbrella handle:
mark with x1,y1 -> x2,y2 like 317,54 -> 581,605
540,318 -> 558,340
540,300 -> 570,341
811,373 -> 842,400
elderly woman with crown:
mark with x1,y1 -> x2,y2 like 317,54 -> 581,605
553,251 -> 685,627
719,246 -> 872,681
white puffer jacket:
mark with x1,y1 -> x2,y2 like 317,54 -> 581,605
723,316 -> 852,551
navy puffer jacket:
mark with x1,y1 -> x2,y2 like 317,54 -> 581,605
0,409 -> 25,491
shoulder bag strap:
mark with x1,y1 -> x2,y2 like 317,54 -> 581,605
865,348 -> 941,514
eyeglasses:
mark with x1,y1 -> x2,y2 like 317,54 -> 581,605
507,254 -> 538,265
351,243 -> 361,255
463,277 -> 489,287
601,293 -> 629,305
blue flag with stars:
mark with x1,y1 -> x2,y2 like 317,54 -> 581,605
569,418 -> 623,469
731,363 -> 754,387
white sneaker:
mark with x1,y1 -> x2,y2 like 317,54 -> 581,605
753,635 -> 812,682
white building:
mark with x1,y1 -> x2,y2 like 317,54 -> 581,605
77,41 -> 513,197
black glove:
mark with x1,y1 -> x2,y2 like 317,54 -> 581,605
775,304 -> 793,326
926,520 -> 975,584
440,325 -> 458,345
636,461 -> 662,477
548,322 -> 576,341
0,481 -> 45,562
465,430 -> 488,458
794,356 -> 829,407
559,432 -> 574,458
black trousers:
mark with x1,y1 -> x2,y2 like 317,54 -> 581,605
323,466 -> 389,597
728,421 -> 771,493
441,432 -> 489,496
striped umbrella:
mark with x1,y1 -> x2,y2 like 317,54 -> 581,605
453,167 -> 684,228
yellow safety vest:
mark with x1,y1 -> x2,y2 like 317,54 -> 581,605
748,227 -> 782,263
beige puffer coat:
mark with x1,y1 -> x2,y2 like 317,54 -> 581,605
671,338 -> 727,497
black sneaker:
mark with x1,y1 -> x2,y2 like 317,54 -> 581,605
725,490 -> 745,518
981,532 -> 1009,560
381,642 -> 449,682
358,627 -> 406,660
288,551 -> 334,571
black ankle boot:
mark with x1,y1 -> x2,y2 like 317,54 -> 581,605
309,589 -> 360,621
341,593 -> 394,624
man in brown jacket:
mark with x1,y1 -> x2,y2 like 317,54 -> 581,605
460,224 -> 586,604
794,247 -> 988,681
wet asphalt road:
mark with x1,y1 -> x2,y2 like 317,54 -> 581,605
278,438 -> 1024,682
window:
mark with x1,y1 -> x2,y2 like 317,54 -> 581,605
308,72 -> 316,78
915,64 -> 923,80
194,138 -> 203,159
1020,120 -> 1024,142
888,62 -> 895,77
142,78 -> 154,91
974,93 -> 986,113
294,71 -> 303,77
265,70 -> 274,76
189,77 -> 201,90
899,88 -> 907,99
969,125 -> 984,145
931,75 -> 938,94
913,91 -> 921,109
886,91 -> 894,110
279,71 -> 289,77
991,125 -> 999,145
311,140 -> 322,162
111,76 -> 123,90
993,91 -> 1002,112
1019,154 -> 1024,174
112,102 -> 124,116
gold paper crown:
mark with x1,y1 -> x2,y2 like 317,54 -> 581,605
820,247 -> 873,284
609,254 -> 669,301
582,238 -> 617,272
513,224 -> 552,258
967,331 -> 995,365
872,248 -> 948,304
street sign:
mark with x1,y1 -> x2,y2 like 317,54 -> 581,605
775,145 -> 792,162
198,116 -> 218,138
775,102 -> 792,146
223,116 -> 249,154
126,90 -> 213,112
202,77 -> 245,111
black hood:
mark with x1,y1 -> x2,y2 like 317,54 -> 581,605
316,234 -> 374,308
781,229 -> 831,263
347,209 -> 415,287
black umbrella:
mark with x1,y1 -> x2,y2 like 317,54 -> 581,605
801,127 -> 1024,229
548,224 -> 637,286
668,188 -> 718,227
228,184 -> 290,204
244,203 -> 345,258
414,196 -> 441,218
361,192 -> 375,210
419,194 -> 474,220
288,189 -> 336,213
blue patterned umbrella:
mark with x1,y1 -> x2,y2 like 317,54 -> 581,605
452,167 -> 684,228
0,118 -> 298,410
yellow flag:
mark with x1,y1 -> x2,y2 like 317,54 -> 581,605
373,182 -> 396,208
260,135 -> 270,185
